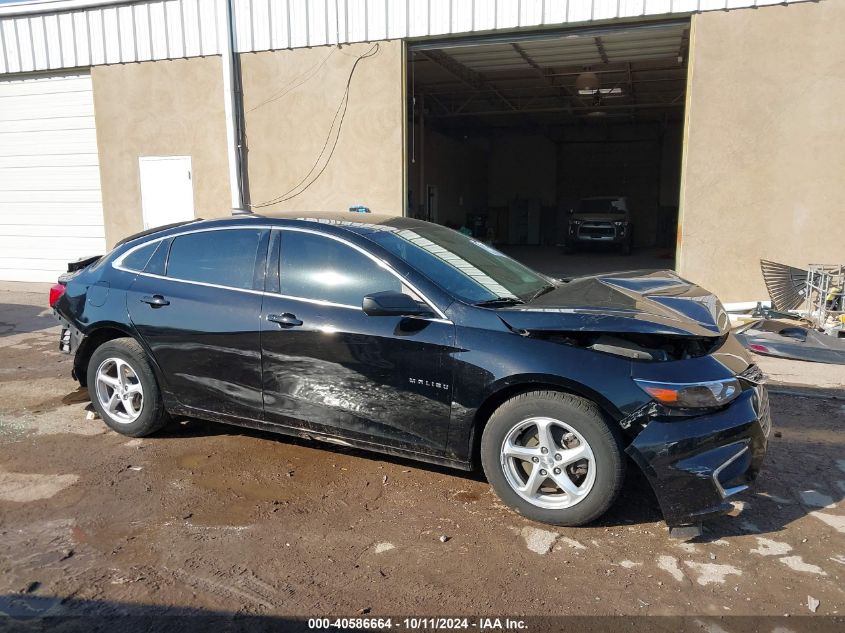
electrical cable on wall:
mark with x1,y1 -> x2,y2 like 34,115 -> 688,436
249,42 -> 380,210
246,46 -> 337,114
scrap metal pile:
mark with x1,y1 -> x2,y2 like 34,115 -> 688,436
733,261 -> 845,365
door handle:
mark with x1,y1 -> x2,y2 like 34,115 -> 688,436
267,313 -> 303,327
140,294 -> 170,307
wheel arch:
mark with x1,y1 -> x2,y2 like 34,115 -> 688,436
467,376 -> 623,468
73,324 -> 163,388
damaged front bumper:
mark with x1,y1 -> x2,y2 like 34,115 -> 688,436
625,384 -> 770,527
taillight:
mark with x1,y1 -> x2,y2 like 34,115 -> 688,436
748,344 -> 770,354
49,283 -> 65,308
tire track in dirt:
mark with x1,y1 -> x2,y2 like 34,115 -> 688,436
166,565 -> 293,611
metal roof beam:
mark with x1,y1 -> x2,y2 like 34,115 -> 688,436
426,102 -> 684,119
594,37 -> 610,64
510,42 -> 574,108
418,49 -> 520,113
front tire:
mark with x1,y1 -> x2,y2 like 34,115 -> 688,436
86,338 -> 169,437
480,390 -> 625,526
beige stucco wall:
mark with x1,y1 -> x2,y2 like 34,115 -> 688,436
678,0 -> 845,303
239,41 -> 404,216
91,57 -> 232,247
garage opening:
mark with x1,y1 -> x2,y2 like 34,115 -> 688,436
406,21 -> 689,279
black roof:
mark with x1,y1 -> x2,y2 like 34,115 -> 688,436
115,211 -> 432,248
253,210 -> 426,231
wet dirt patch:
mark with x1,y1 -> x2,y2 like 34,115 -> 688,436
166,447 -> 301,527
22,387 -> 90,415
452,490 -> 481,503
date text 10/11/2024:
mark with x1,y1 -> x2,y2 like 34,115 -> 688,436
307,618 -> 528,630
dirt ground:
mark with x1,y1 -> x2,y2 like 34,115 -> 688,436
1,282 -> 844,623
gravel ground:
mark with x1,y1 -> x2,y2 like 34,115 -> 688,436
0,282 -> 843,624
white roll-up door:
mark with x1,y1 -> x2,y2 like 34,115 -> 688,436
0,71 -> 106,283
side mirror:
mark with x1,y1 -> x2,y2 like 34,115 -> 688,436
362,291 -> 431,317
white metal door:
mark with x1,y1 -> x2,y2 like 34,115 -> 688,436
138,156 -> 195,230
0,71 -> 106,282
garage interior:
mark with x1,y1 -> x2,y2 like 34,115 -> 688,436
407,22 -> 689,279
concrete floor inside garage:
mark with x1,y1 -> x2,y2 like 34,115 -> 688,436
407,21 -> 688,279
501,245 -> 675,280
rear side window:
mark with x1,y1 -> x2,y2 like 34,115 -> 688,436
279,231 -> 400,306
120,241 -> 158,272
167,229 -> 263,290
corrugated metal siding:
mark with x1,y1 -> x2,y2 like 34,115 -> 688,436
0,0 -> 223,74
0,0 -> 810,74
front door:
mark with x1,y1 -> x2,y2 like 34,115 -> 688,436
260,229 -> 456,455
127,227 -> 268,421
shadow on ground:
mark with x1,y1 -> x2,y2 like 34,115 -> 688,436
0,303 -> 57,338
0,595 -> 840,633
0,594 -> 306,632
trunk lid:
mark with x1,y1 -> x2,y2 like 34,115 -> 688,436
499,270 -> 730,337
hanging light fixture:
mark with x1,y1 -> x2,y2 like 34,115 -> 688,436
575,70 -> 601,94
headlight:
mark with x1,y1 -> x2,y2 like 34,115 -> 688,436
634,377 -> 741,409
613,220 -> 627,227
569,219 -> 582,225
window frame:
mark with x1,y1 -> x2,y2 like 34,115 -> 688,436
112,226 -> 269,295
273,227 -> 448,320
112,223 -> 448,321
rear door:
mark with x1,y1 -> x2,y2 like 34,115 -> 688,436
125,227 -> 268,421
260,228 -> 456,454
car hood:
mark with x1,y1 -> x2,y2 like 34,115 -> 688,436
499,270 -> 730,337
570,213 -> 628,222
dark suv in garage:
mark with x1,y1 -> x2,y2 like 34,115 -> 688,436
51,211 -> 769,534
564,196 -> 634,254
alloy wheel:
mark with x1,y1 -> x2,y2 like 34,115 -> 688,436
94,357 -> 144,424
500,416 -> 596,509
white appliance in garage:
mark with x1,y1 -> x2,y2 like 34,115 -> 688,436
0,71 -> 106,283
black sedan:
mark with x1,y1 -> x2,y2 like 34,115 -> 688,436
51,212 -> 770,534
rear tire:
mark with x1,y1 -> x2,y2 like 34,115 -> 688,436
86,338 -> 169,437
480,390 -> 625,526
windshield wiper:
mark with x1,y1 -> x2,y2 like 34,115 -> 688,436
474,297 -> 525,307
528,283 -> 557,303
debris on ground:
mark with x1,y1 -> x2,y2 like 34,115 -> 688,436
807,596 -> 820,613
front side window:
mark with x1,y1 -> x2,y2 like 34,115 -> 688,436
279,231 -> 400,306
167,229 -> 263,290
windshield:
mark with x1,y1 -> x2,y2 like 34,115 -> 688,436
576,198 -> 626,214
363,224 -> 551,304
